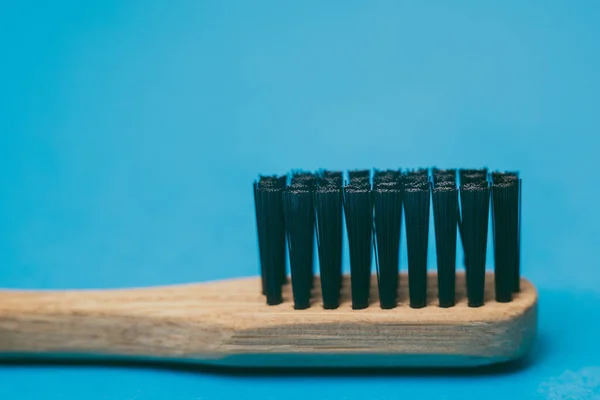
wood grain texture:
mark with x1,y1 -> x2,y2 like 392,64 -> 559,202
0,272 -> 537,368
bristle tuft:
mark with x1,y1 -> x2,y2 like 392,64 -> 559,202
459,180 -> 490,307
349,169 -> 371,180
283,178 -> 315,309
318,170 -> 343,189
432,168 -> 457,185
459,168 -> 488,185
343,181 -> 373,310
405,168 -> 430,184
291,170 -> 317,189
374,169 -> 402,185
253,175 -> 287,305
373,172 -> 403,309
314,178 -> 343,309
349,169 -> 371,190
432,174 -> 458,308
492,172 -> 521,302
404,179 -> 431,308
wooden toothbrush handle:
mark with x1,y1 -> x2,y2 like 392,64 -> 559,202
0,275 -> 539,368
0,284 -> 229,362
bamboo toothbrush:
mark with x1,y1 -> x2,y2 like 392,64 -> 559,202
0,168 -> 535,368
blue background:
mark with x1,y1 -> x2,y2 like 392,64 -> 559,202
1,1 -> 600,398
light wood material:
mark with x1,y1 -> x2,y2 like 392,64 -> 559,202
0,272 -> 537,368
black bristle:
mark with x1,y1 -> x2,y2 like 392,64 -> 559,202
253,175 -> 287,305
253,165 -> 522,311
291,171 -> 317,189
457,168 -> 487,285
343,182 -> 373,310
432,180 -> 458,308
459,181 -> 490,307
353,178 -> 371,189
256,175 -> 280,189
349,169 -> 371,180
254,175 -> 285,294
283,182 -> 315,310
316,170 -> 344,296
373,177 -> 403,309
405,168 -> 430,184
374,169 -> 402,185
431,170 -> 458,307
319,170 -> 343,188
403,179 -> 430,308
491,173 -> 520,302
432,168 -> 457,185
491,171 -> 518,184
290,171 -> 317,288
459,168 -> 488,185
349,170 -> 371,190
314,184 -> 343,309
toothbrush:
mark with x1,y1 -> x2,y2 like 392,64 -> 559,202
0,167 -> 535,368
